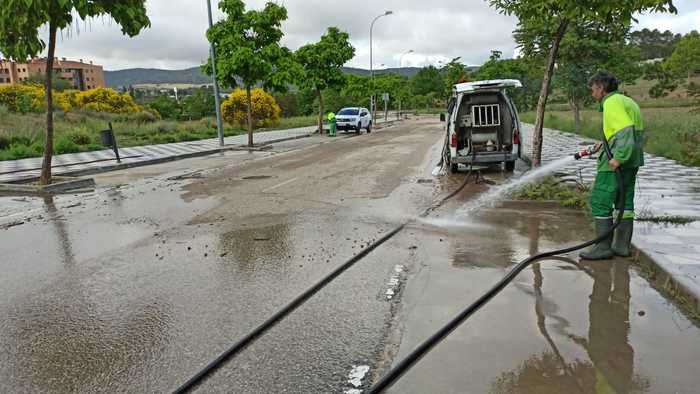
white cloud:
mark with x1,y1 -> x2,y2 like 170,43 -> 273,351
9,0 -> 698,71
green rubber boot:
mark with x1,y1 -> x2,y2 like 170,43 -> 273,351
611,219 -> 634,257
580,218 -> 614,260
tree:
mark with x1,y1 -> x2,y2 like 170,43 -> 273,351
412,66 -> 444,96
149,95 -> 181,120
665,30 -> 700,84
555,24 -> 642,133
442,57 -> 470,97
489,0 -> 676,166
475,56 -> 543,111
0,0 -> 149,184
629,28 -> 682,60
295,27 -> 355,134
206,0 -> 294,147
221,88 -> 281,129
181,88 -> 216,120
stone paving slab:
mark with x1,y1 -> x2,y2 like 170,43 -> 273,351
521,123 -> 700,308
0,126 -> 316,183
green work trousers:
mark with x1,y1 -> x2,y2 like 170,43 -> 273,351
590,168 -> 638,219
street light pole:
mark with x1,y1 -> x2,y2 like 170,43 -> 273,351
206,0 -> 225,146
398,49 -> 413,119
370,10 -> 392,122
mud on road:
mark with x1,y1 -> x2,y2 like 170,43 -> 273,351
1,118 -> 699,394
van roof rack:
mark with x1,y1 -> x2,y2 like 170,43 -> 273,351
454,79 -> 522,93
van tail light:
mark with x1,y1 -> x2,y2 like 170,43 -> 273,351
451,133 -> 457,147
513,129 -> 521,145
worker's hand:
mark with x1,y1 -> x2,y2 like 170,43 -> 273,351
609,159 -> 621,171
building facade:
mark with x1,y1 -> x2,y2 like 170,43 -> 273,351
0,57 -> 105,90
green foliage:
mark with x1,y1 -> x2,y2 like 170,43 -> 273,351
54,135 -> 81,154
205,0 -> 293,92
148,95 -> 181,120
180,88 -> 216,120
475,56 -> 542,111
665,30 -> 700,82
66,129 -> 92,145
0,0 -> 150,60
630,28 -> 682,60
23,73 -> 72,91
412,66 -> 444,96
515,177 -> 590,209
295,26 -> 355,130
442,57 -> 470,96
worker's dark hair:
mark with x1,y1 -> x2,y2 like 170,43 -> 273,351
588,71 -> 619,93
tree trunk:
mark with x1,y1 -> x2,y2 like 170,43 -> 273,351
532,18 -> 569,167
246,85 -> 253,147
569,98 -> 581,134
317,87 -> 324,135
40,23 -> 58,185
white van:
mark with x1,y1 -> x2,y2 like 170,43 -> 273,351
441,79 -> 523,172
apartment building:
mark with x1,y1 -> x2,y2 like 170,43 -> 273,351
0,57 -> 105,90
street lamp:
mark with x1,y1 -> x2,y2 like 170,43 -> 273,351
370,10 -> 393,120
206,0 -> 224,146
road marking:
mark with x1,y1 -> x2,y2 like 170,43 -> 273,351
262,177 -> 298,193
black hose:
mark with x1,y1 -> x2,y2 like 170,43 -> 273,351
172,174 -> 475,393
368,139 -> 625,393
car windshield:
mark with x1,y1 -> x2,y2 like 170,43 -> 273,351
338,108 -> 359,116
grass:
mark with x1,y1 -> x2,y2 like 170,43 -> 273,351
521,106 -> 700,166
514,177 -> 590,210
0,111 -> 317,161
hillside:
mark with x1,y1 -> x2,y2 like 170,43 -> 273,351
104,66 -> 427,87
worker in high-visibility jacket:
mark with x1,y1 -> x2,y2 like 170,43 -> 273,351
328,111 -> 337,137
580,71 -> 644,260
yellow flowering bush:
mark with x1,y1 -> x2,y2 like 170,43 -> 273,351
76,88 -> 142,114
221,88 -> 281,129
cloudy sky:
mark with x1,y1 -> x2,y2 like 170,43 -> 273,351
19,0 -> 700,71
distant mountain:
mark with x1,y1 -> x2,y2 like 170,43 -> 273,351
105,66 -> 426,88
105,67 -> 211,87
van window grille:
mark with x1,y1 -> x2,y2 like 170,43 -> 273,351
471,104 -> 500,128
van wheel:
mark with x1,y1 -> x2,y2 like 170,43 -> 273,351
505,160 -> 516,172
450,163 -> 459,173
366,121 -> 372,133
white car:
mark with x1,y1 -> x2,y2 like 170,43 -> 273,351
335,107 -> 372,133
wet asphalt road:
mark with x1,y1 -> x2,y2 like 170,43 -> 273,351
1,118 -> 699,393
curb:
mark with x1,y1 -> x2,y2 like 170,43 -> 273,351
3,133 -> 312,182
0,176 -> 96,194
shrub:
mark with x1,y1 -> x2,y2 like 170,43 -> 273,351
66,130 -> 93,145
0,134 -> 10,150
0,84 -> 44,113
7,144 -> 36,159
54,135 -> 81,154
148,95 -> 181,120
0,104 -> 9,116
221,88 -> 281,130
77,88 -> 142,114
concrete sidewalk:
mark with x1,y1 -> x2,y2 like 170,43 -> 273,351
0,126 -> 316,183
521,124 -> 700,312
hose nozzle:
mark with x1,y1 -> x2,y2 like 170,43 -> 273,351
574,146 -> 595,160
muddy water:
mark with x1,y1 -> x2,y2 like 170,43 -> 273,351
388,201 -> 700,394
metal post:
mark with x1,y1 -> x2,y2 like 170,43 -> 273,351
207,0 -> 225,147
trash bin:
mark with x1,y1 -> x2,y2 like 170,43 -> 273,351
100,129 -> 114,147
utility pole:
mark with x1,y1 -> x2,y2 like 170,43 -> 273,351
206,0 -> 225,146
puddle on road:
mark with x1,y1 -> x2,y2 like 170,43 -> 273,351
395,204 -> 700,394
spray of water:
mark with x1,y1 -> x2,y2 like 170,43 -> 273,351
457,156 -> 575,216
